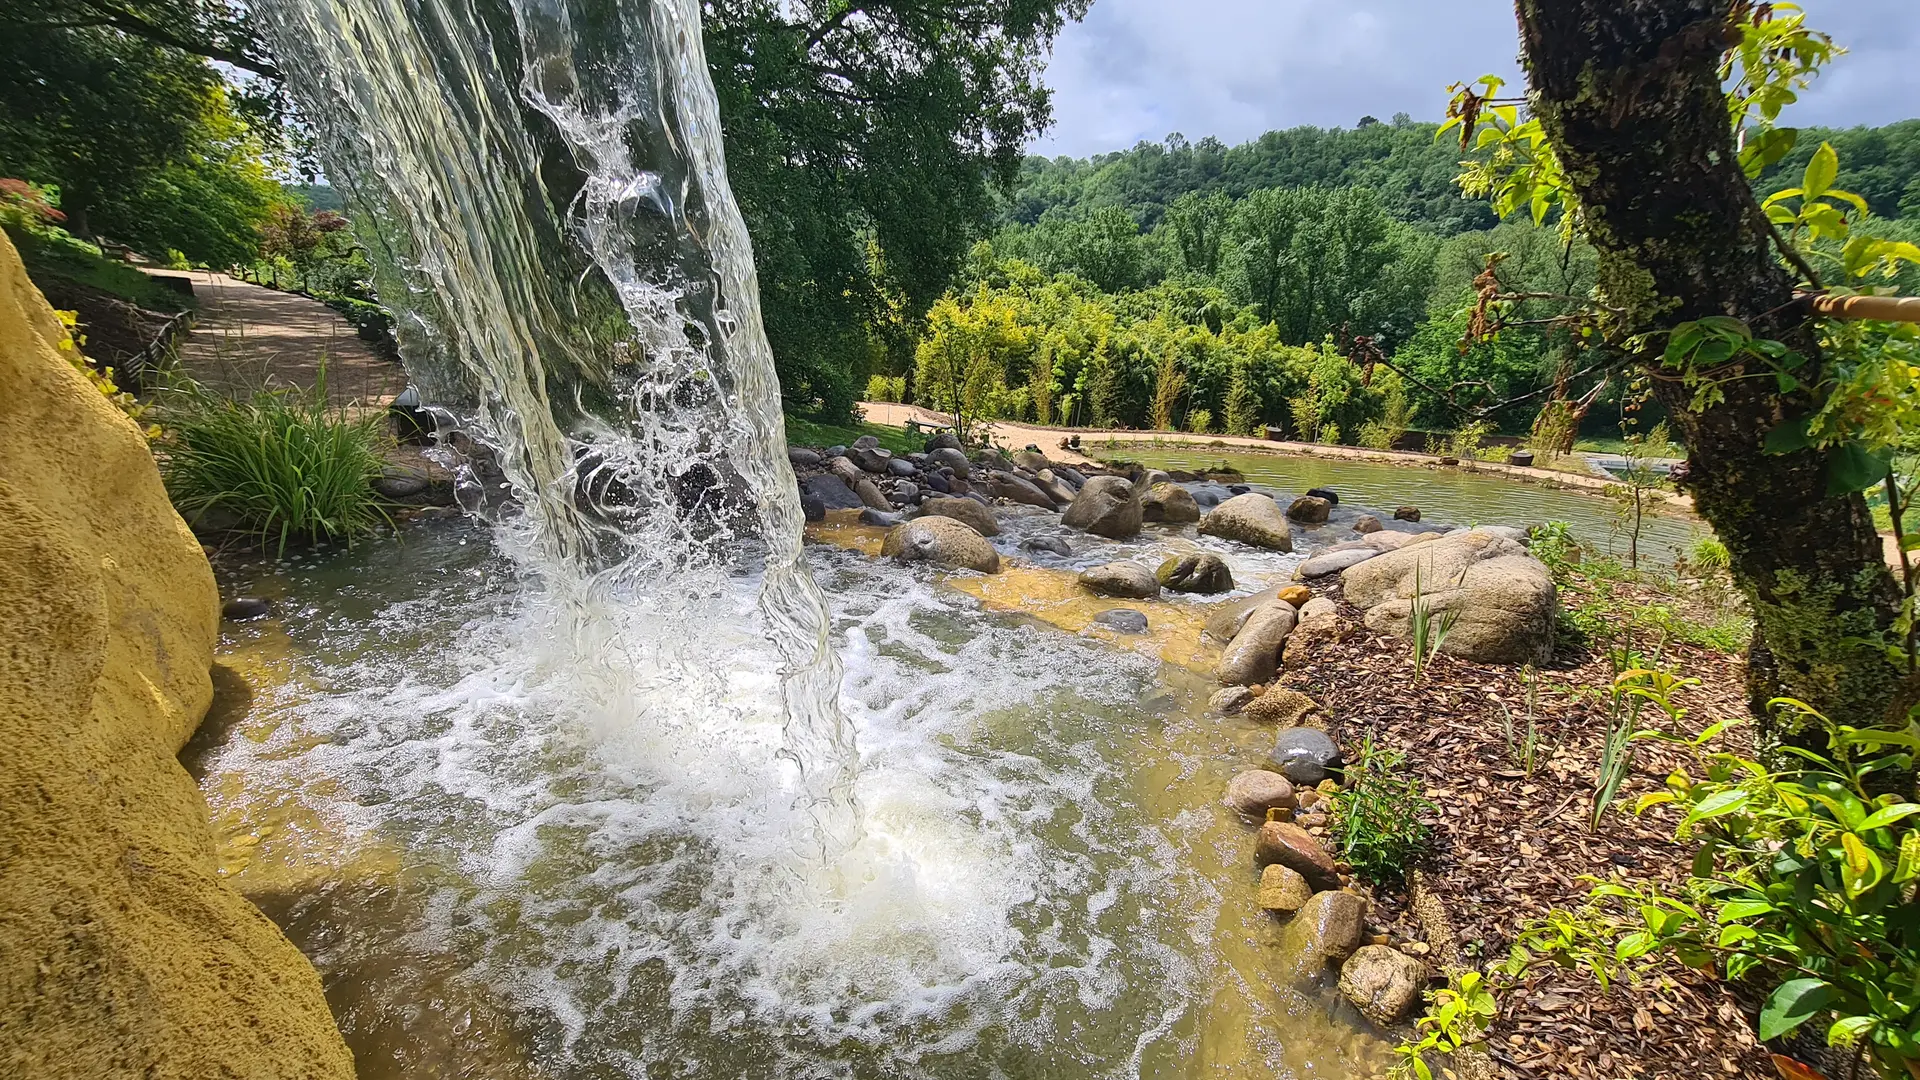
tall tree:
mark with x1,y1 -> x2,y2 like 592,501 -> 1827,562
1511,0 -> 1904,726
703,0 -> 1088,418
1163,190 -> 1232,277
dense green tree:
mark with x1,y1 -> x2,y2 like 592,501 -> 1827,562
1161,190 -> 1233,277
703,0 -> 1088,419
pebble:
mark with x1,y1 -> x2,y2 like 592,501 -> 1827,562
222,597 -> 270,620
1091,608 -> 1149,634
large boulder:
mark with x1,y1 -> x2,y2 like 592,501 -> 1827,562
800,472 -> 864,510
987,471 -> 1059,509
1197,493 -> 1294,551
1215,600 -> 1298,686
1259,864 -> 1315,914
1012,449 -> 1052,473
1061,476 -> 1142,539
0,235 -> 355,1077
927,446 -> 972,474
1340,946 -> 1427,1026
1078,561 -> 1160,599
1271,727 -> 1343,785
1341,530 -> 1557,664
916,495 -> 1000,537
847,443 -> 893,473
1157,552 -> 1233,594
881,516 -> 1001,573
1140,482 -> 1201,524
925,432 -> 963,453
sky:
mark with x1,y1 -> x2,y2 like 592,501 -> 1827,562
1030,0 -> 1920,158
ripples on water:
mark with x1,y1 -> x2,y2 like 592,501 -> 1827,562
204,523 -> 1387,1078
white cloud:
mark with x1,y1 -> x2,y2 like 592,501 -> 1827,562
1032,0 -> 1920,157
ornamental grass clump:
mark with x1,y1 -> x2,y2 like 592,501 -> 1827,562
157,374 -> 390,553
1331,736 -> 1435,884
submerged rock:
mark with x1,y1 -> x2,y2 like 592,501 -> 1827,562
1157,552 -> 1233,594
1259,864 -> 1314,914
1092,608 -> 1149,634
1244,688 -> 1319,727
1208,685 -> 1255,716
1255,820 -> 1342,891
860,507 -> 904,528
1394,505 -> 1421,522
1306,487 -> 1340,505
799,491 -> 826,522
916,495 -> 999,537
1020,534 -> 1073,557
1288,890 -> 1368,965
1078,561 -> 1159,599
1226,770 -> 1297,817
1197,493 -> 1294,551
881,517 -> 1001,573
1352,514 -> 1383,534
1061,476 -> 1142,539
1272,727 -> 1343,785
1339,946 -> 1427,1025
222,596 -> 270,621
1140,482 -> 1201,523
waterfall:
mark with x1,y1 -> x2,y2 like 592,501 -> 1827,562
259,0 -> 858,855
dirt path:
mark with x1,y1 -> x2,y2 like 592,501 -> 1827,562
155,271 -> 406,407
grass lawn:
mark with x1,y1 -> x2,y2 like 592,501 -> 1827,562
1572,435 -> 1687,458
7,225 -> 190,312
784,415 -> 921,454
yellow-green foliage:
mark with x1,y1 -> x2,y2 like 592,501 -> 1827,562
53,310 -> 156,438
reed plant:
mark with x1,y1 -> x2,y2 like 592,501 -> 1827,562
156,370 -> 390,553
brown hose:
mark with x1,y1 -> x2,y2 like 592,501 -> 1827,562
1810,293 -> 1920,323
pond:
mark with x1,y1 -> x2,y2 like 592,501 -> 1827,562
1112,444 -> 1707,566
198,518 -> 1394,1080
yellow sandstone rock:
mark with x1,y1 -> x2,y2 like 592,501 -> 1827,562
0,233 -> 353,1079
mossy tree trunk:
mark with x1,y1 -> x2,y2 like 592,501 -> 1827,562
1514,0 -> 1905,731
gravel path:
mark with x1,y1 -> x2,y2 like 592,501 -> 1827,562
158,271 -> 406,407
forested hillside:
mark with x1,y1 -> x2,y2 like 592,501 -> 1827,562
891,116 -> 1920,444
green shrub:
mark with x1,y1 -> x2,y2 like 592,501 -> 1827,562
1331,736 -> 1435,883
157,376 -> 390,552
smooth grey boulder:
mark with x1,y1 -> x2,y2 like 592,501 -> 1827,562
1215,600 -> 1298,686
1020,534 -> 1073,557
1271,727 -> 1342,786
860,507 -> 904,528
1341,530 -> 1557,665
1033,472 -> 1078,504
787,447 -> 822,469
1295,547 -> 1380,578
799,491 -> 826,522
802,473 -> 864,510
853,476 -> 892,512
1352,514 -> 1383,534
222,597 -> 270,620
1197,493 -> 1294,551
1092,608 -> 1149,634
1141,482 -> 1201,524
925,432 -> 963,453
924,469 -> 952,494
928,447 -> 972,474
881,516 -> 1000,573
1157,553 -> 1233,594
1203,584 -> 1285,644
916,496 -> 1000,537
1078,561 -> 1160,599
1013,449 -> 1052,473
886,457 -> 919,477
848,445 -> 893,473
1054,465 -> 1089,488
1061,476 -> 1142,539
988,471 -> 1060,509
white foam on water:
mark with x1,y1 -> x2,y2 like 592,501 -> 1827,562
208,537 -> 1214,1075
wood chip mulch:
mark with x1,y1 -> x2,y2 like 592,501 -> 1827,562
1284,570 -> 1774,1080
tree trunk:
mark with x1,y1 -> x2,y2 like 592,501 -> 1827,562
1514,0 -> 1904,731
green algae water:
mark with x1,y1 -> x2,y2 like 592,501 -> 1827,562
1117,444 -> 1705,565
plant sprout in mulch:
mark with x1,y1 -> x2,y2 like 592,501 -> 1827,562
1285,566 -> 1771,1080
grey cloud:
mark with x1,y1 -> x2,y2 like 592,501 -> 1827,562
1033,0 -> 1918,157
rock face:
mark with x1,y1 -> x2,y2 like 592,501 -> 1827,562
1061,476 -> 1142,538
1225,770 -> 1297,817
1341,530 -> 1557,665
917,495 -> 1000,537
1078,561 -> 1160,599
0,234 -> 355,1077
1287,495 -> 1332,523
1140,482 -> 1201,523
1156,552 -> 1233,593
1244,688 -> 1318,726
1197,493 -> 1294,551
1256,820 -> 1342,891
1272,727 -> 1343,785
1339,946 -> 1427,1025
881,516 -> 1001,573
987,471 -> 1058,509
802,472 -> 865,510
1259,864 -> 1314,914
1215,601 -> 1299,686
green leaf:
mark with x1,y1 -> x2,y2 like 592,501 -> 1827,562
1803,142 -> 1838,200
1827,1015 -> 1875,1047
1764,416 -> 1812,455
1717,898 -> 1775,922
1688,789 -> 1750,821
1857,804 -> 1920,832
1827,442 -> 1893,495
1760,978 -> 1833,1041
